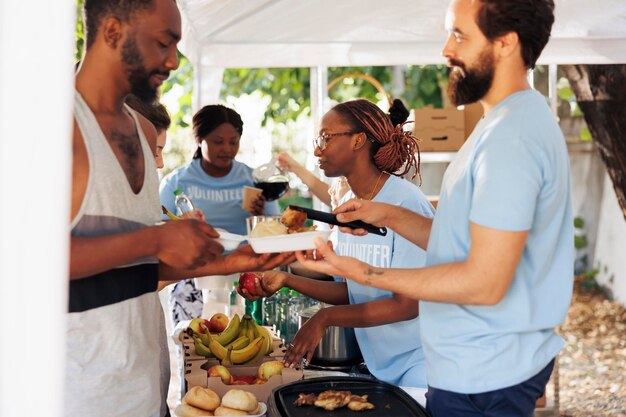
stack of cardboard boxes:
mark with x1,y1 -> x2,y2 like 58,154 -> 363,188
413,102 -> 483,152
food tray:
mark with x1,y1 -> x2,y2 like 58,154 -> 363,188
267,376 -> 429,417
248,230 -> 332,253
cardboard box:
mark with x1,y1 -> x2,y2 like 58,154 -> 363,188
413,102 -> 484,152
414,106 -> 465,151
184,360 -> 303,403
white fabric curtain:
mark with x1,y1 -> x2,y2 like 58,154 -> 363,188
0,1 -> 74,416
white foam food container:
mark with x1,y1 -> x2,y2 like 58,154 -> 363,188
248,230 -> 332,253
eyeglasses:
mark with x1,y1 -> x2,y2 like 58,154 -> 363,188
313,131 -> 360,151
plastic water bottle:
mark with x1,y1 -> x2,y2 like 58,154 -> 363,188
275,288 -> 291,340
262,293 -> 277,328
245,298 -> 264,325
229,281 -> 245,317
174,188 -> 195,214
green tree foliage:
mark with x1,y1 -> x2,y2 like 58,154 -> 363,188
75,0 -> 84,61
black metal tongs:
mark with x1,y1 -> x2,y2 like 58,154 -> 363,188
288,205 -> 387,236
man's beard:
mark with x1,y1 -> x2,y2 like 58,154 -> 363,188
121,36 -> 159,103
447,47 -> 495,106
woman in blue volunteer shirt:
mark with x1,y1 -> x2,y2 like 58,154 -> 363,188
240,99 -> 434,388
160,104 -> 280,324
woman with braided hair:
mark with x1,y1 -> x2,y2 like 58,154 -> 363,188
239,98 -> 435,388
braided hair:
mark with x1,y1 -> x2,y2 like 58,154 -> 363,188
331,99 -> 421,184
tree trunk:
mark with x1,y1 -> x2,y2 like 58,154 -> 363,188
562,65 -> 626,222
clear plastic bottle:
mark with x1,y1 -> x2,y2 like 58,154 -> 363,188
285,290 -> 304,344
263,293 -> 277,328
275,288 -> 291,341
245,298 -> 263,325
229,281 -> 245,317
174,188 -> 195,214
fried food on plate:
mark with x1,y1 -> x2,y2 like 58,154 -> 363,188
294,390 -> 375,412
281,207 -> 317,234
347,394 -> 375,411
281,207 -> 307,230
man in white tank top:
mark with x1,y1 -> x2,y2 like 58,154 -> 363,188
70,1 -> 294,416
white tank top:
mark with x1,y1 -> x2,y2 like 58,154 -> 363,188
65,92 -> 169,417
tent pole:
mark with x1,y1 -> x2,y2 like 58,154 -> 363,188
548,64 -> 558,118
310,66 -> 329,211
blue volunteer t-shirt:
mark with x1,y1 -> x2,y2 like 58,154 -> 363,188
421,90 -> 574,394
159,159 -> 280,235
337,175 -> 435,388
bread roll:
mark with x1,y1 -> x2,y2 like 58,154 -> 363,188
213,406 -> 249,416
183,386 -> 220,411
249,220 -> 287,237
221,389 -> 258,412
175,403 -> 214,417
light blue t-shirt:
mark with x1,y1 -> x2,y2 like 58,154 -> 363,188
421,90 -> 574,394
159,159 -> 280,235
337,175 -> 435,388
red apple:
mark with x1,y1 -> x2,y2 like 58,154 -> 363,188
207,365 -> 233,385
209,313 -> 229,333
239,272 -> 259,296
188,318 -> 211,334
236,375 -> 257,385
230,376 -> 249,385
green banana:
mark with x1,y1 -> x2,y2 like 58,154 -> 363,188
242,316 -> 256,342
243,336 -> 267,365
193,335 -> 213,358
209,335 -> 263,364
226,336 -> 250,350
221,346 -> 234,366
256,324 -> 274,355
215,313 -> 240,346
231,336 -> 264,364
208,335 -> 228,360
237,317 -> 249,340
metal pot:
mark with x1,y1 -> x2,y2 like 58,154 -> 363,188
298,304 -> 362,366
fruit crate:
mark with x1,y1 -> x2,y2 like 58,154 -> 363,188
180,326 -> 286,364
184,359 -> 303,403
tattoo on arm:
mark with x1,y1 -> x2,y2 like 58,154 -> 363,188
363,267 -> 383,286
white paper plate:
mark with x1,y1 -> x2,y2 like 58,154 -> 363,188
248,402 -> 267,417
248,230 -> 332,253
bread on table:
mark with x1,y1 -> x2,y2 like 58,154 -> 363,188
220,389 -> 259,414
175,403 -> 214,417
183,386 -> 221,411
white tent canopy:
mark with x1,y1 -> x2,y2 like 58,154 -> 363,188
178,0 -> 626,69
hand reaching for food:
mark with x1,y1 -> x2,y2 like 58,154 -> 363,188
283,313 -> 327,368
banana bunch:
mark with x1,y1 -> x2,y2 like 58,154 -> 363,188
189,313 -> 274,364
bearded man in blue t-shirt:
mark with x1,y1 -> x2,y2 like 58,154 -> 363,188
296,1 -> 573,416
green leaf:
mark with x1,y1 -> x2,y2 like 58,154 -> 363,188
574,217 -> 585,228
580,126 -> 592,142
574,235 -> 588,250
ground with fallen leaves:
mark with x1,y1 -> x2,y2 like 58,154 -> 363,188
557,277 -> 626,416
